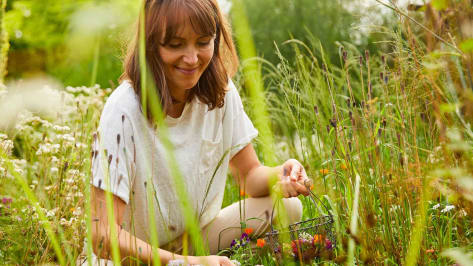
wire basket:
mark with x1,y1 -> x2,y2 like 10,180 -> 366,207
265,179 -> 336,263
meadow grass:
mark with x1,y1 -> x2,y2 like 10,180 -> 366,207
1,0 -> 473,265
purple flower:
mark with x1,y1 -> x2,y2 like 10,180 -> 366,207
230,239 -> 237,248
325,239 -> 333,250
240,233 -> 250,246
1,197 -> 12,205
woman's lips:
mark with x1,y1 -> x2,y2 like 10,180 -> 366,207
175,66 -> 198,75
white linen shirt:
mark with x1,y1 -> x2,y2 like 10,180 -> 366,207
91,79 -> 258,247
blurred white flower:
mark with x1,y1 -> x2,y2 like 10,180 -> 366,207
50,167 -> 59,174
73,207 -> 82,216
217,0 -> 232,15
36,143 -> 60,155
0,77 -> 64,130
15,30 -> 23,39
46,208 -> 58,218
432,203 -> 440,210
441,205 -> 455,213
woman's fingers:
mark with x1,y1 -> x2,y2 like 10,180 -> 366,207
294,181 -> 310,196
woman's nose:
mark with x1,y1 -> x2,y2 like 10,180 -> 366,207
182,47 -> 198,65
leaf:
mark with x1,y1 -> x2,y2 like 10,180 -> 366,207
459,39 -> 473,53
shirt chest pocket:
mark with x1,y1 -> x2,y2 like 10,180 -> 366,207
199,122 -> 224,178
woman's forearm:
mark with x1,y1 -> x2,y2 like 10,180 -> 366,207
243,165 -> 282,197
93,223 -> 190,265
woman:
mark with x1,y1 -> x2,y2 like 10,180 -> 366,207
88,0 -> 311,265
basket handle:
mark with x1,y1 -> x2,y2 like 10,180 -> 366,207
268,179 -> 333,233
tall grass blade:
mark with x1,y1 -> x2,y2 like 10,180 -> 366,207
90,37 -> 101,87
405,177 -> 432,266
138,1 -> 160,264
346,173 -> 361,266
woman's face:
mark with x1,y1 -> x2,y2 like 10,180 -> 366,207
159,22 -> 215,98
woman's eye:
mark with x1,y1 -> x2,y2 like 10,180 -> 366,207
168,43 -> 181,48
198,41 -> 211,47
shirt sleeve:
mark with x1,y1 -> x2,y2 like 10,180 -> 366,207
227,79 -> 259,159
91,103 -> 135,204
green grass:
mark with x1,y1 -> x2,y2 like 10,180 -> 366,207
1,0 -> 473,265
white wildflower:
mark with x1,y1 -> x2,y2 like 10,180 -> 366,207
32,180 -> 38,185
432,203 -> 440,210
50,167 -> 59,174
65,178 -> 75,184
73,207 -> 82,216
74,191 -> 84,198
60,218 -> 71,226
299,232 -> 313,241
441,205 -> 455,213
51,156 -> 59,164
68,169 -> 80,176
75,142 -> 87,149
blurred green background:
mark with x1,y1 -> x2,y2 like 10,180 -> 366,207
2,0 -> 392,88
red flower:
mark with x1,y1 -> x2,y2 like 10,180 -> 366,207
256,238 -> 266,247
244,227 -> 254,235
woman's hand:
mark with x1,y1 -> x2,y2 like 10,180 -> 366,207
275,159 -> 311,198
187,255 -> 236,266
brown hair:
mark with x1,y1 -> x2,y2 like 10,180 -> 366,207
119,0 -> 239,122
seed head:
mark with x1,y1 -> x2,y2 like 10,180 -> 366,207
330,118 -> 337,128
117,134 -> 121,145
365,50 -> 370,61
314,105 -> 319,115
121,115 -> 125,123
343,51 -> 348,62
108,154 -> 113,165
359,56 -> 363,65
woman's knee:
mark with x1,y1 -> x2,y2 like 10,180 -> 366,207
281,197 -> 303,224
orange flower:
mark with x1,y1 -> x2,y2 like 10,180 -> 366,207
313,234 -> 323,244
341,163 -> 348,170
319,169 -> 329,175
244,227 -> 254,235
426,249 -> 435,254
240,189 -> 246,197
256,238 -> 266,248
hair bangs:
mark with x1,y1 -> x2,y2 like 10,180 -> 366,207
161,0 -> 217,44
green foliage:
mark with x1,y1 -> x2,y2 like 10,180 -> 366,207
0,0 -> 9,83
4,0 -> 138,88
240,0 -> 363,65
